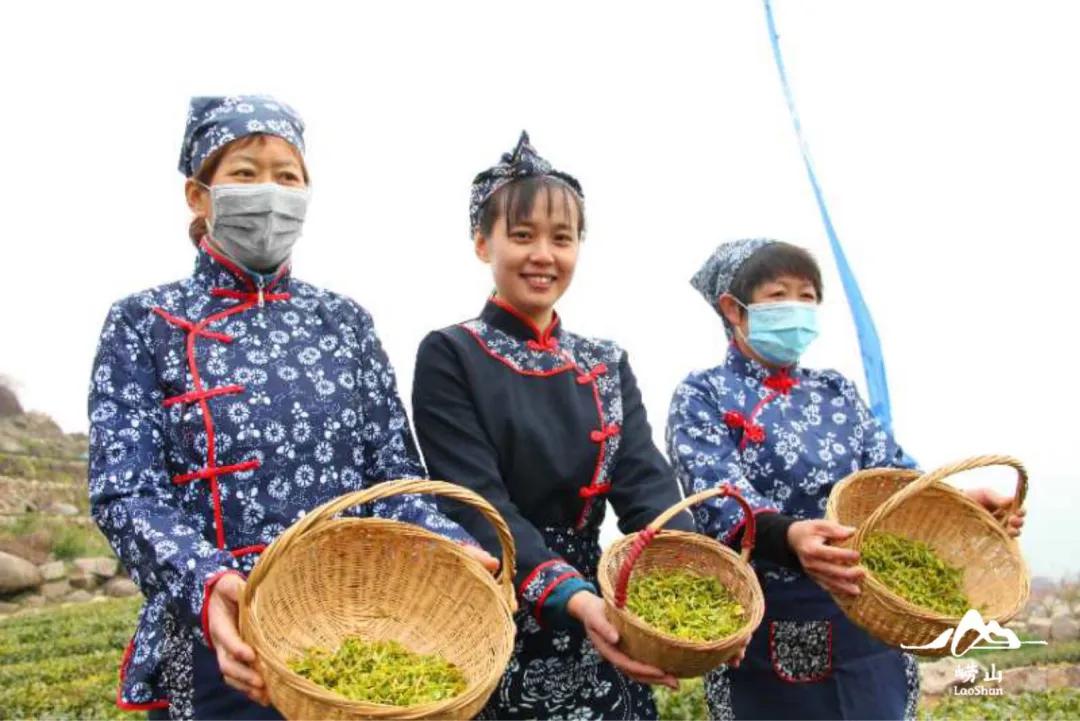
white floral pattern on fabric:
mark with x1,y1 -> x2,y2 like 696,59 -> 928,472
459,318 -> 625,535
666,346 -> 915,585
770,620 -> 832,682
178,95 -> 305,177
468,131 -> 583,236
480,526 -> 657,720
689,238 -> 776,334
89,243 -> 472,714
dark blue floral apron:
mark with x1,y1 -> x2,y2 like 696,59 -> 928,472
705,576 -> 918,720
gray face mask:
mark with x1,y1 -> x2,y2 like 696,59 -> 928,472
203,182 -> 309,271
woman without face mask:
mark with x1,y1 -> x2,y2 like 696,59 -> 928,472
87,95 -> 493,721
665,239 -> 1026,720
409,132 -> 748,721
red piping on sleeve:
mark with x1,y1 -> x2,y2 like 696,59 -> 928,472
115,637 -> 170,711
517,558 -> 567,597
533,570 -> 583,624
722,506 -> 779,545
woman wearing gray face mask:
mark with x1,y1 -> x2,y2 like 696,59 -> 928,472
86,95 -> 496,721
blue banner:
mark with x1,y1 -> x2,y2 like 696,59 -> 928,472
763,0 -> 894,432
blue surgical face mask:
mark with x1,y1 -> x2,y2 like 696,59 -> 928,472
731,297 -> 820,366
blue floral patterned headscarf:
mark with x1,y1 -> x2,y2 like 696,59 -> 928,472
469,130 -> 583,235
691,238 -> 778,337
178,95 -> 306,178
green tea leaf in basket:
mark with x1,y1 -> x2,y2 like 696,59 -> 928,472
289,637 -> 467,706
626,569 -> 745,642
861,532 -> 972,617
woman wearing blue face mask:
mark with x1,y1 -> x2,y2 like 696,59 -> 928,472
87,96 -> 492,720
666,239 -> 1025,720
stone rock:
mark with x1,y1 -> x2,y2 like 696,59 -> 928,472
1008,621 -> 1028,636
22,594 -> 45,608
47,502 -> 79,517
64,590 -> 93,604
1001,666 -> 1049,694
40,580 -> 71,600
1045,665 -> 1080,690
68,567 -> 100,590
38,561 -> 65,581
919,657 -> 982,696
89,595 -> 108,603
0,382 -> 22,417
103,577 -> 139,598
1028,617 -> 1053,640
1050,600 -> 1072,618
1050,615 -> 1080,642
0,550 -> 43,593
74,556 -> 118,578
0,601 -> 19,614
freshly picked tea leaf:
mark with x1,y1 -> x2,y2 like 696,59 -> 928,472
289,637 -> 467,706
861,532 -> 971,616
626,569 -> 745,642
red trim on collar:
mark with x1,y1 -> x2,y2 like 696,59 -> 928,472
267,257 -> 291,291
200,237 -> 257,291
460,324 -> 576,377
200,236 -> 291,291
489,295 -> 560,344
764,368 -> 799,395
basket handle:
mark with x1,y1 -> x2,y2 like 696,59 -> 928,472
243,479 -> 517,612
854,455 -> 1028,548
613,484 -> 757,609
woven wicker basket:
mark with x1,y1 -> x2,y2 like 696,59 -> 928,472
597,486 -> 765,677
239,479 -> 517,720
825,455 -> 1030,657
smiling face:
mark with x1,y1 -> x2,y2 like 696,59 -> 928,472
474,177 -> 583,330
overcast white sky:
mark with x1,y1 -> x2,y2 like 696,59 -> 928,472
1,1 -> 1076,576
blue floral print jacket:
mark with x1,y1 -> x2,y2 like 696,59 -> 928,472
666,345 -> 917,585
88,240 -> 472,712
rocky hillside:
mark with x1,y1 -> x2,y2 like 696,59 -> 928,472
0,382 -> 139,615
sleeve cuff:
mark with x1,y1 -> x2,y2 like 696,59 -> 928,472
741,511 -> 802,571
518,559 -> 583,624
540,576 -> 596,629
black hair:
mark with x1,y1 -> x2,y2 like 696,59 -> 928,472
729,242 -> 824,307
477,175 -> 586,239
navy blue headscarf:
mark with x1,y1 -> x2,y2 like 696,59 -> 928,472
178,95 -> 305,178
469,131 -> 583,235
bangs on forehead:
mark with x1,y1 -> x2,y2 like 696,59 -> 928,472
731,243 -> 824,303
198,133 -> 308,182
481,175 -> 586,237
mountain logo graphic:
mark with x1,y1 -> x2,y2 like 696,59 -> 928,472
901,609 -> 1048,657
